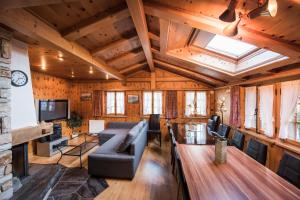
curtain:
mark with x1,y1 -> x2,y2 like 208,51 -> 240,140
153,91 -> 163,114
92,90 -> 102,117
143,92 -> 152,115
185,91 -> 195,116
165,91 -> 178,119
244,86 -> 257,129
196,91 -> 207,115
106,92 -> 115,114
229,86 -> 241,127
116,92 -> 125,114
259,85 -> 274,137
279,80 -> 300,139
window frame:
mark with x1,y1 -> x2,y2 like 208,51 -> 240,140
285,96 -> 300,146
142,91 -> 164,116
104,91 -> 125,116
184,90 -> 208,117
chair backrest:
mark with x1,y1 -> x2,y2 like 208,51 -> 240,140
210,115 -> 220,123
217,124 -> 231,138
148,114 -> 160,130
231,130 -> 245,150
89,120 -> 104,134
175,148 -> 190,200
277,152 -> 300,188
246,138 -> 268,165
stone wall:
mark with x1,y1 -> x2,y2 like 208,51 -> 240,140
0,28 -> 13,199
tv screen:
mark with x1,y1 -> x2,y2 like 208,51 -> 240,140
39,100 -> 69,122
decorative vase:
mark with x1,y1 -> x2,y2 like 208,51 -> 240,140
215,138 -> 227,164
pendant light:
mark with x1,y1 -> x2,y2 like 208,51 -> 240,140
223,13 -> 242,37
219,0 -> 238,22
247,0 -> 277,19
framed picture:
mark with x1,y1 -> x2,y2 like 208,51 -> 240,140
128,95 -> 139,104
80,92 -> 92,101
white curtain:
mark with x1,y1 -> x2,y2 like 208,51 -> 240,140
196,91 -> 206,115
116,92 -> 125,114
244,86 -> 257,129
106,92 -> 115,114
185,91 -> 195,116
259,85 -> 274,137
279,80 -> 300,139
153,91 -> 163,114
143,92 -> 152,115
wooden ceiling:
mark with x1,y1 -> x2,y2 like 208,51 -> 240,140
0,0 -> 299,85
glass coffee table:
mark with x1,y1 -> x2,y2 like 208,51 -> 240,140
57,133 -> 98,168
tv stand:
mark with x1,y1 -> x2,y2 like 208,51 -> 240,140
36,137 -> 68,157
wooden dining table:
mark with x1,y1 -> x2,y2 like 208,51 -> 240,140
177,144 -> 300,200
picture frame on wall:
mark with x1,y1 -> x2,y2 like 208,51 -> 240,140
80,92 -> 92,101
128,95 -> 139,104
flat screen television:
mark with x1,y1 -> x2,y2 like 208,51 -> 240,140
38,99 -> 69,122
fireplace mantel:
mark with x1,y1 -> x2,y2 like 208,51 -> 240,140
12,123 -> 53,146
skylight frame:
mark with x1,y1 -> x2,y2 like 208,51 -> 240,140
205,35 -> 259,59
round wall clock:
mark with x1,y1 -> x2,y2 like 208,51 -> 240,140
11,70 -> 28,87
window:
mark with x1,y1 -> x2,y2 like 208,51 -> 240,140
106,91 -> 125,115
185,91 -> 207,116
206,35 -> 257,59
143,91 -> 163,115
288,98 -> 300,142
244,86 -> 257,129
258,85 -> 274,137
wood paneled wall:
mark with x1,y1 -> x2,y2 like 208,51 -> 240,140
69,69 -> 214,139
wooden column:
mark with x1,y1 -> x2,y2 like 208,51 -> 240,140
0,27 -> 13,199
151,72 -> 156,90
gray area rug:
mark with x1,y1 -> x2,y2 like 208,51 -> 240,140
47,167 -> 108,200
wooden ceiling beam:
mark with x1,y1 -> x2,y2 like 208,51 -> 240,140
120,61 -> 147,74
91,35 -> 139,56
154,59 -> 225,87
0,8 -> 125,80
149,32 -> 160,42
126,0 -> 155,72
159,19 -> 170,53
144,2 -> 300,59
0,0 -> 79,9
107,49 -> 144,65
62,6 -> 130,41
235,67 -> 300,86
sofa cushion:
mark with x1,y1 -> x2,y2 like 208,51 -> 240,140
99,128 -> 130,135
117,125 -> 140,152
95,133 -> 126,154
107,122 -> 137,129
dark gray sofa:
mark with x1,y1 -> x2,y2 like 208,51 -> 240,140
88,121 -> 148,179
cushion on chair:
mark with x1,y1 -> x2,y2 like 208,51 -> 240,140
277,152 -> 300,188
246,139 -> 268,165
230,131 -> 245,150
117,125 -> 140,153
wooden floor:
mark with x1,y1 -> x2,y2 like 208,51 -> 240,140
29,136 -> 177,200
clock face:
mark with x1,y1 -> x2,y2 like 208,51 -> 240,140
11,70 -> 28,87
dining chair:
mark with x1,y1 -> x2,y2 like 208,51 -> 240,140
147,114 -> 162,147
207,115 -> 220,135
246,138 -> 268,165
211,124 -> 231,138
175,148 -> 190,200
230,130 -> 245,150
277,152 -> 300,188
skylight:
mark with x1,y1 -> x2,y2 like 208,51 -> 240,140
206,35 -> 257,58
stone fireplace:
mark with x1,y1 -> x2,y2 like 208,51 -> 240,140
0,27 -> 13,199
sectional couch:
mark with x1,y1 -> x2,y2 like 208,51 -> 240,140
88,120 -> 148,179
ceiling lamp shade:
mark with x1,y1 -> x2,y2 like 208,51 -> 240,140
219,0 -> 238,22
247,0 -> 278,19
223,17 -> 241,37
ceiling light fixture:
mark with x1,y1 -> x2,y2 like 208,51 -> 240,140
89,66 -> 94,74
247,0 -> 277,19
223,13 -> 242,37
219,0 -> 238,22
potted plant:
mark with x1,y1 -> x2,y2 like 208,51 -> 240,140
67,111 -> 83,139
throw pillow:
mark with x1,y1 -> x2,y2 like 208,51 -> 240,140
117,126 -> 139,152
